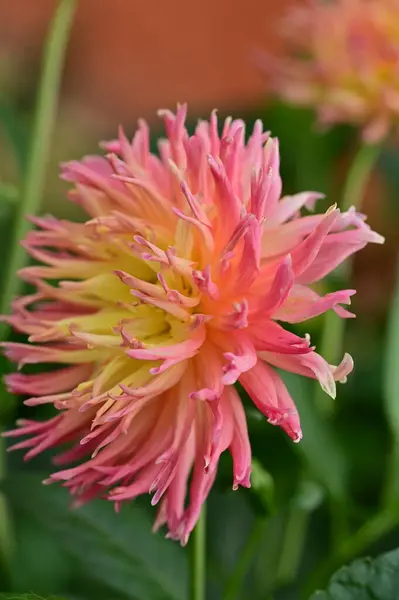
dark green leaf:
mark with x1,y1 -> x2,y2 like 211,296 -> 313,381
310,548 -> 399,600
10,512 -> 71,595
5,472 -> 188,600
0,595 -> 64,600
207,490 -> 255,585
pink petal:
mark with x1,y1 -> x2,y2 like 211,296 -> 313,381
239,361 -> 302,442
275,286 -> 356,323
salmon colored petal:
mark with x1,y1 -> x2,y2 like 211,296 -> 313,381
2,105 -> 381,544
240,362 -> 302,442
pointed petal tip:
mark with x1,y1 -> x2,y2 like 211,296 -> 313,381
325,386 -> 336,400
371,232 -> 385,244
326,203 -> 338,214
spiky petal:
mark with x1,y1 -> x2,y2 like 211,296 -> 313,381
3,105 -> 383,543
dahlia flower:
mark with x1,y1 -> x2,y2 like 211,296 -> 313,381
266,0 -> 399,142
3,105 -> 383,543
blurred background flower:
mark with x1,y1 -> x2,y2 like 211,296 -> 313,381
264,0 -> 399,142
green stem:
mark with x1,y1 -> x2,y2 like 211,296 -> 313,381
0,0 -> 77,332
191,506 -> 206,600
341,142 -> 381,213
222,517 -> 267,600
276,505 -> 308,585
329,497 -> 350,555
0,0 -> 76,590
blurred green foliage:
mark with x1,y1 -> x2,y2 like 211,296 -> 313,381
0,595 -> 65,600
310,548 -> 399,600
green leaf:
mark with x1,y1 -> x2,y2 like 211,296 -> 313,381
10,512 -> 71,595
5,472 -> 188,600
207,490 -> 256,585
0,595 -> 64,600
275,481 -> 324,587
309,548 -> 399,600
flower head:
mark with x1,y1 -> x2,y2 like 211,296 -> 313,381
3,105 -> 383,543
265,0 -> 399,141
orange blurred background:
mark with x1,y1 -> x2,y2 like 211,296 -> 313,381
0,0 -> 288,128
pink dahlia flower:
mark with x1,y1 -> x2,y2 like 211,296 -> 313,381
265,0 -> 399,142
3,105 -> 383,543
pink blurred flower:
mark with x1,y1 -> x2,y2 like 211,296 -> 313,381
2,105 -> 383,543
265,0 -> 399,142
